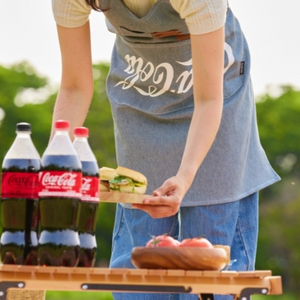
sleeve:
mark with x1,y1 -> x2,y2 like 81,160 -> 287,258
170,0 -> 227,35
52,0 -> 92,28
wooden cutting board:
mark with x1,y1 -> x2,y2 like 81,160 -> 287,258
100,191 -> 152,204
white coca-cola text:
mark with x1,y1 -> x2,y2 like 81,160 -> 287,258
115,43 -> 235,97
41,172 -> 78,187
81,177 -> 92,191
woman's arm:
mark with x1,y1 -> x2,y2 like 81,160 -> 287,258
51,21 -> 94,139
132,26 -> 224,217
177,26 -> 224,194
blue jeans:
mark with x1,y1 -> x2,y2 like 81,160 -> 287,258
109,192 -> 258,300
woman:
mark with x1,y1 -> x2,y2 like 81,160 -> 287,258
51,1 -> 280,299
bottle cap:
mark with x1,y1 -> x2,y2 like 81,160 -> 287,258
55,120 -> 70,130
16,122 -> 31,132
74,127 -> 89,137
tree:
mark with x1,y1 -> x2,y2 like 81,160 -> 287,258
0,62 -> 51,158
256,193 -> 300,292
256,86 -> 300,179
255,86 -> 300,293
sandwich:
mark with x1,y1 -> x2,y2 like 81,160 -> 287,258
100,166 -> 148,194
99,167 -> 118,192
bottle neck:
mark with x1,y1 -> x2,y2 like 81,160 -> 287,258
16,131 -> 31,138
55,130 -> 69,136
74,136 -> 88,142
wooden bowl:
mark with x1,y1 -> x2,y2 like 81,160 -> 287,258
131,245 -> 230,270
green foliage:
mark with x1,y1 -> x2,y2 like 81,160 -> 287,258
0,61 -> 47,105
257,188 -> 300,292
253,295 -> 297,300
256,86 -> 300,178
255,86 -> 300,294
0,62 -> 51,159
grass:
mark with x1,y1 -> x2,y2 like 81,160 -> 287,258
45,291 -> 296,300
46,291 -> 113,300
253,295 -> 298,300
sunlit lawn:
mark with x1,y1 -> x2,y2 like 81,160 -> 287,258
46,291 -> 113,299
45,291 -> 295,300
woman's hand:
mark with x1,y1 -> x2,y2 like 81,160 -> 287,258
131,175 -> 187,218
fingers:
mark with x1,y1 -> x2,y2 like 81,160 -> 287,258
131,194 -> 181,218
152,179 -> 176,197
130,176 -> 184,218
142,194 -> 176,205
132,203 -> 178,218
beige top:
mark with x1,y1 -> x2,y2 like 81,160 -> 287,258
52,0 -> 227,34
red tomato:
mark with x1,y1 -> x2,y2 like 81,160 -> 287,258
179,237 -> 213,248
146,235 -> 180,247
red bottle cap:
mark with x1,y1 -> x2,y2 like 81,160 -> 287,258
74,127 -> 89,137
55,120 -> 70,130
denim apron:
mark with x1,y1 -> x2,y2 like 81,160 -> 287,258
102,0 -> 280,206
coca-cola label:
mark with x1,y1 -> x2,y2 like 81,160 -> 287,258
1,172 -> 39,199
39,171 -> 82,199
81,176 -> 99,202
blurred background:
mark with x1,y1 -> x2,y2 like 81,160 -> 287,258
0,1 -> 300,299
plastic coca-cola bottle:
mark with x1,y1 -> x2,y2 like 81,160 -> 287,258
0,122 -> 40,265
38,120 -> 82,267
73,127 -> 99,267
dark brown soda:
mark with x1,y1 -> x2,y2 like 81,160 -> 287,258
0,158 -> 40,265
77,161 -> 99,267
38,154 -> 81,267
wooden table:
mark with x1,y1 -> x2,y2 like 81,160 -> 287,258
0,265 -> 282,300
